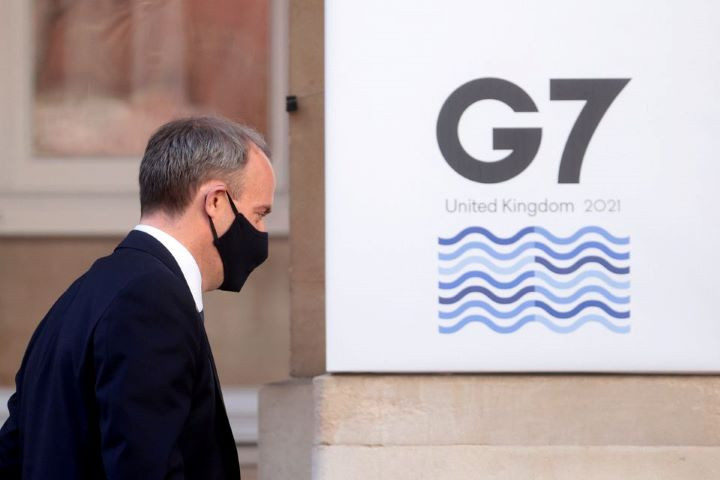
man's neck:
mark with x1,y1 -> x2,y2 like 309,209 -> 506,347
139,212 -> 211,289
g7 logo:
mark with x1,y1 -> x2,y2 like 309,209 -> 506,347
436,78 -> 630,183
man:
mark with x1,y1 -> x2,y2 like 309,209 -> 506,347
0,116 -> 275,479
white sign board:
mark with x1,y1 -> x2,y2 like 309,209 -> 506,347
325,0 -> 720,372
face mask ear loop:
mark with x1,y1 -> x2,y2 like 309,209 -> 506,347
208,216 -> 219,241
207,192 -> 220,241
225,191 -> 240,216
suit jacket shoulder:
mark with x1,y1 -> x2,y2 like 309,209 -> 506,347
0,230 -> 240,479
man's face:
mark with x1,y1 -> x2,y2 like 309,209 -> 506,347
201,144 -> 275,292
226,145 -> 276,233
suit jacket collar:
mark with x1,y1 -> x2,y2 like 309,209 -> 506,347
115,230 -> 184,281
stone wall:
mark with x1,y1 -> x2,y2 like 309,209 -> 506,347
261,375 -> 720,479
0,236 -> 290,386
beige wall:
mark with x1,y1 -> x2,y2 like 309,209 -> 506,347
0,236 -> 290,386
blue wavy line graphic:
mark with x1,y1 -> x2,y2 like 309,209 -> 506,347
439,256 -> 536,275
439,299 -> 629,320
535,256 -> 629,274
438,314 -> 631,334
439,284 -> 630,305
439,226 -> 630,246
439,269 -> 630,290
537,270 -> 629,289
440,256 -> 630,288
440,270 -> 534,290
438,248 -> 630,275
439,240 -> 629,262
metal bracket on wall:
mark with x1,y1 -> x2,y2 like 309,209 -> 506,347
285,95 -> 298,112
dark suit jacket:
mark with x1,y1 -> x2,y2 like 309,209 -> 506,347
0,231 -> 240,479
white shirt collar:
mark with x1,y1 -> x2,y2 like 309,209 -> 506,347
133,224 -> 204,313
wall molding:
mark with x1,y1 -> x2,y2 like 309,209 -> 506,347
0,386 -> 259,445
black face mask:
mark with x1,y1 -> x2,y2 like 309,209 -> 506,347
209,193 -> 269,292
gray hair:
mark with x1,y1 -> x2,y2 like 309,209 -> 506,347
139,116 -> 270,216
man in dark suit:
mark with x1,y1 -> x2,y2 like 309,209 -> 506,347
0,116 -> 275,479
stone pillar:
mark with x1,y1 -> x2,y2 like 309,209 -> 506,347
286,0 -> 325,379
258,1 -> 720,479
258,2 -> 323,476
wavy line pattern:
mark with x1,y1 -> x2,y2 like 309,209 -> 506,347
439,225 -> 630,246
439,299 -> 629,320
439,240 -> 629,261
439,284 -> 630,305
439,255 -> 629,276
438,226 -> 630,335
439,270 -> 630,290
438,314 -> 631,334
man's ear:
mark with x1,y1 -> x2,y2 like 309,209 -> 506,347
203,183 -> 228,219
